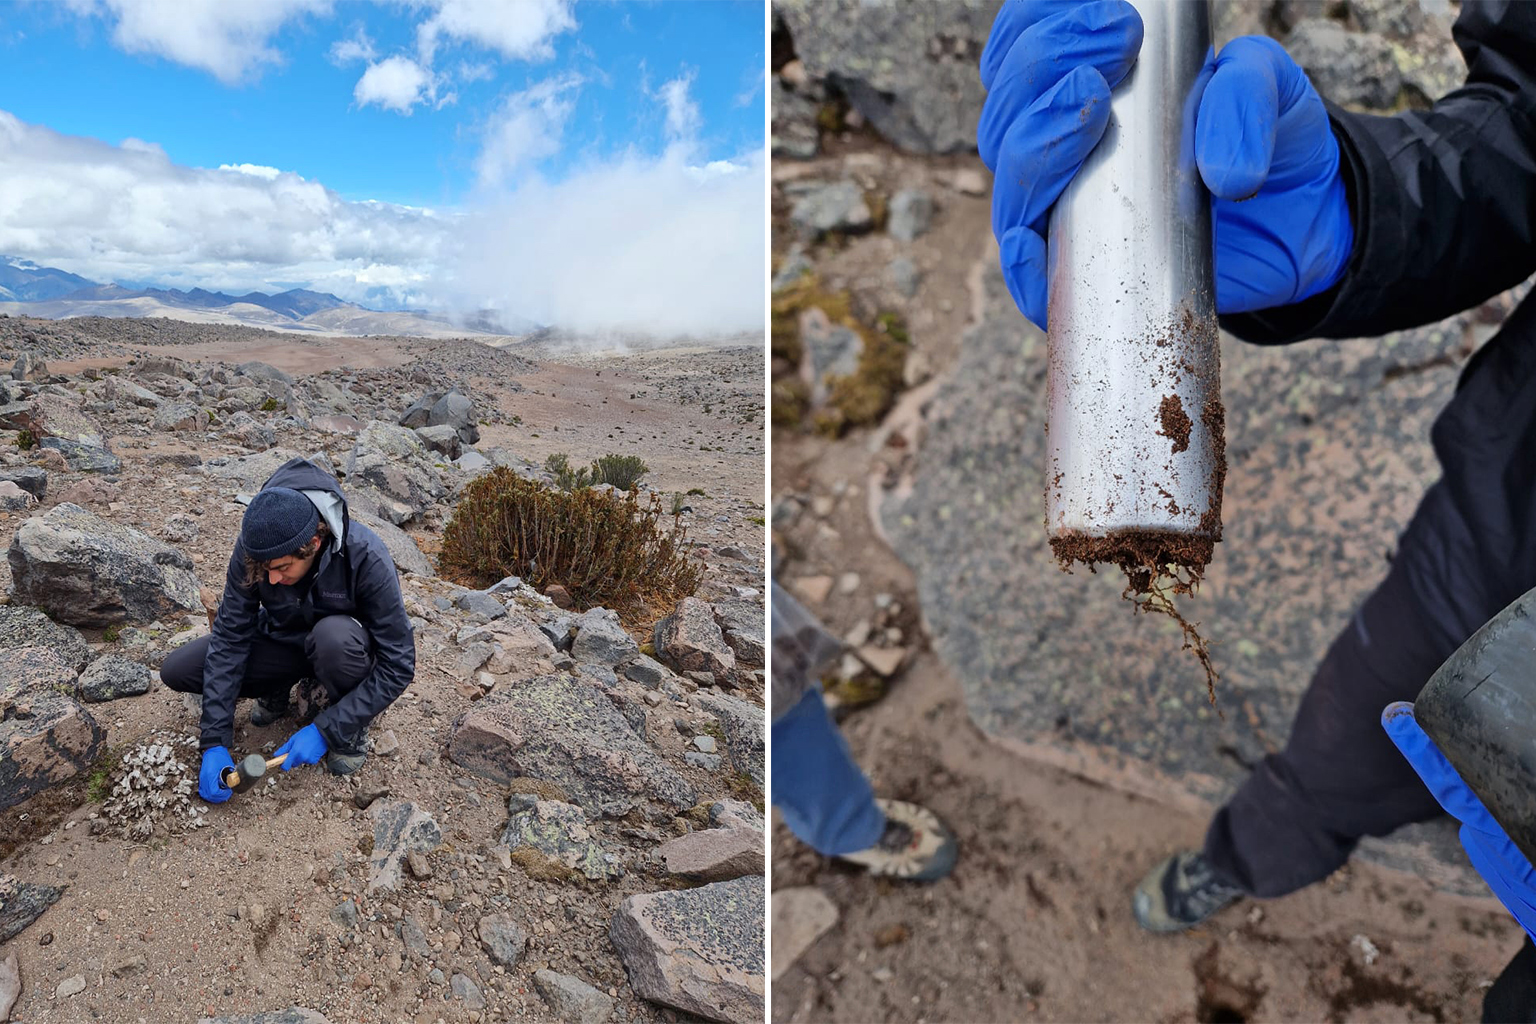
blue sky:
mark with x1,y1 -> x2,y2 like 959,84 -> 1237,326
0,0 -> 767,333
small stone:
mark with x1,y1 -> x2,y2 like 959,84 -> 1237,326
372,730 -> 399,757
856,645 -> 906,677
451,972 -> 486,1009
949,167 -> 988,195
836,572 -> 861,596
692,735 -> 717,754
109,956 -> 146,978
792,575 -> 833,605
55,974 -> 86,998
354,788 -> 390,810
685,752 -> 722,771
545,584 -> 573,609
887,188 -> 934,242
94,908 -> 110,923
407,851 -> 433,880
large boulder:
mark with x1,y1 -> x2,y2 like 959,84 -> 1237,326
78,655 -> 152,703
501,796 -> 623,881
0,467 -> 47,500
775,0 -> 1002,154
8,503 -> 203,627
414,424 -> 462,461
0,878 -> 66,943
101,375 -> 164,408
0,393 -> 104,447
654,598 -> 737,684
350,509 -> 433,576
344,422 -> 446,524
609,876 -> 764,1024
1,649 -> 104,811
712,601 -> 765,668
152,401 -> 210,432
448,674 -> 696,813
690,690 -> 764,788
656,828 -> 764,883
36,437 -> 120,474
429,390 -> 481,445
0,605 -> 93,671
202,448 -> 306,492
570,608 -> 639,667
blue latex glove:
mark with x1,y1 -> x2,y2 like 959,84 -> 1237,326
274,723 -> 328,770
979,1 -> 1354,330
198,745 -> 235,804
1383,701 -> 1536,940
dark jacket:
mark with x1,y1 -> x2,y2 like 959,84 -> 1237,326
199,457 -> 416,751
1223,0 -> 1536,346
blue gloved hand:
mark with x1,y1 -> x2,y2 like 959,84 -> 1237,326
1383,701 -> 1536,940
979,1 -> 1354,330
198,745 -> 235,804
274,723 -> 327,770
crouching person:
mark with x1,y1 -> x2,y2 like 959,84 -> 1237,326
160,457 -> 416,803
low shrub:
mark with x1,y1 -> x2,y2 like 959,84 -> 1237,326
438,467 -> 703,617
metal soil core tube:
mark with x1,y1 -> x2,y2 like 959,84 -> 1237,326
1044,0 -> 1223,586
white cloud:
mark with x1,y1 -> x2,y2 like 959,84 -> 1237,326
329,26 -> 376,66
474,73 -> 583,187
417,0 -> 576,66
64,0 -> 330,86
354,55 -> 434,114
219,162 -> 284,180
449,147 -> 766,336
658,70 -> 700,141
0,109 -> 449,307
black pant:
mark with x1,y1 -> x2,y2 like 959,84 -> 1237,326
160,615 -> 374,746
1203,298 -> 1536,898
1485,938 -> 1536,1024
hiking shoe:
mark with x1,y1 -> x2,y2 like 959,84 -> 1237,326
325,749 -> 367,776
836,799 -> 958,881
248,694 -> 292,727
1133,851 -> 1245,932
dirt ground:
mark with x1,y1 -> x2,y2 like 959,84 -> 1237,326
0,327 -> 766,1024
768,140 -> 1520,1022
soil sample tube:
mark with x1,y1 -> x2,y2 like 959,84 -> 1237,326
1044,0 -> 1223,590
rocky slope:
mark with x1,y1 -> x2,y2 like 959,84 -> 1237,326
0,316 -> 766,1024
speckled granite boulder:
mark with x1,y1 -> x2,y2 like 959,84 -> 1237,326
609,875 -> 764,1024
878,260 -> 1502,893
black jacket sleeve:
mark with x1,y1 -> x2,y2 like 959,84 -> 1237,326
1222,0 -> 1536,345
199,548 -> 260,750
311,537 -> 415,748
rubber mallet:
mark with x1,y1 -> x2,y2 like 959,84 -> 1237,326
221,753 -> 288,794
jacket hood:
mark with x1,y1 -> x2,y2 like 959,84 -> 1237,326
260,457 -> 349,548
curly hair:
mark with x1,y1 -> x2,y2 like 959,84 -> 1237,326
241,520 -> 330,588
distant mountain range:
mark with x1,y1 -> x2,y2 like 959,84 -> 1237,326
0,256 -> 532,340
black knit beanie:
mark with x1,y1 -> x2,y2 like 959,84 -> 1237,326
241,487 -> 320,561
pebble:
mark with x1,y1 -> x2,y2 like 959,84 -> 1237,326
810,496 -> 836,518
56,974 -> 86,998
408,852 -> 434,880
354,787 -> 390,810
692,735 -> 717,754
837,572 -> 861,595
373,729 -> 400,757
